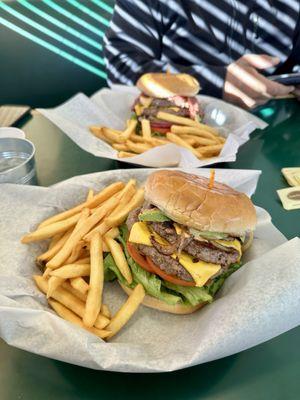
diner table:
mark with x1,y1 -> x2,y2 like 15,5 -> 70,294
0,99 -> 299,399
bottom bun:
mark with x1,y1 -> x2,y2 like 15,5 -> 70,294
119,283 -> 206,315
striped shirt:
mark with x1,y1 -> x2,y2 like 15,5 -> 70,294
104,0 -> 300,97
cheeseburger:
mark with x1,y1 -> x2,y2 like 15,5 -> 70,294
132,72 -> 203,134
105,170 -> 256,314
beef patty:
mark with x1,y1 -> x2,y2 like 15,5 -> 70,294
126,207 -> 240,282
136,244 -> 193,282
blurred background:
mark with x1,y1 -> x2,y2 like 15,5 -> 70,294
0,0 -> 114,107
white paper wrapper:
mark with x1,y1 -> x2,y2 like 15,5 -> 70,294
37,85 -> 267,168
1,168 -> 299,373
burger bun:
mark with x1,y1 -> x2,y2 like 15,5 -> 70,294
136,72 -> 200,98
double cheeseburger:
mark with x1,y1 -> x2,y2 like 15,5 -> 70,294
132,72 -> 203,134
106,170 -> 257,314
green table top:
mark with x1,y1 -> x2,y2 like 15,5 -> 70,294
1,99 -> 300,399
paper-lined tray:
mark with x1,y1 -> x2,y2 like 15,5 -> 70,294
37,86 -> 267,168
1,168 -> 300,372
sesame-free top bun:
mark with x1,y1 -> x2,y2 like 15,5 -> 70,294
136,73 -> 200,98
145,170 -> 257,235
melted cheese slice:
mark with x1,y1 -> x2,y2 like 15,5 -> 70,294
129,222 -> 221,287
174,223 -> 182,235
174,253 -> 221,287
214,239 -> 242,260
129,222 -> 168,246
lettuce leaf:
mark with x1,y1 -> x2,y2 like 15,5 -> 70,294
207,262 -> 242,296
138,208 -> 170,222
104,253 -> 127,284
163,281 -> 213,306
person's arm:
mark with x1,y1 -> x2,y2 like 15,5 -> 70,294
223,54 -> 295,109
104,0 -> 227,97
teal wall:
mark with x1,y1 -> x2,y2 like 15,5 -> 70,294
0,0 -> 115,107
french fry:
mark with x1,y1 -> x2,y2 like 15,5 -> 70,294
166,133 -> 200,157
118,151 -> 136,158
109,180 -> 136,218
193,121 -> 220,135
122,119 -> 137,140
112,143 -> 129,151
157,111 -> 203,128
43,267 -> 51,278
90,126 -> 112,144
21,213 -> 81,244
130,134 -> 169,146
101,304 -> 111,319
102,241 -> 110,252
142,137 -> 169,147
62,281 -> 88,302
49,232 -> 64,250
63,209 -> 90,264
217,136 -> 226,144
170,125 -> 217,140
47,276 -> 64,299
48,300 -> 110,340
83,181 -> 136,241
198,144 -> 223,157
85,188 -> 144,240
102,127 -> 126,144
65,240 -> 85,264
141,119 -> 151,139
70,277 -> 89,295
38,182 -> 124,228
158,112 -> 220,135
105,237 -> 132,284
34,276 -> 109,329
182,137 -> 197,146
83,233 -> 104,328
130,134 -> 146,143
50,264 -> 90,279
180,135 -> 217,146
86,189 -> 94,202
47,195 -> 120,269
105,227 -> 119,239
38,230 -> 73,263
106,283 -> 145,338
125,140 -> 151,154
105,188 -> 145,229
73,257 -> 90,265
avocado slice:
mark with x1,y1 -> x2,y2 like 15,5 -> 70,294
189,228 -> 229,240
138,208 -> 171,222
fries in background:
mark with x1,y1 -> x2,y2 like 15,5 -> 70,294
23,180 -> 147,341
90,109 -> 225,160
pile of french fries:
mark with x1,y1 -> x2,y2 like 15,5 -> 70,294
21,180 -> 146,340
90,111 -> 225,160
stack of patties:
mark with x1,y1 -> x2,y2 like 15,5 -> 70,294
114,170 -> 257,314
132,72 -> 204,135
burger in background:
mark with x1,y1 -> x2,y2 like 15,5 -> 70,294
132,72 -> 203,135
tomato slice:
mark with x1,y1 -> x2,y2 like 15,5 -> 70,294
150,122 -> 172,134
146,257 -> 195,287
126,242 -> 154,273
150,126 -> 169,134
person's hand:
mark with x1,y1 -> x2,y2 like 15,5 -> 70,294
223,54 -> 295,109
293,86 -> 300,101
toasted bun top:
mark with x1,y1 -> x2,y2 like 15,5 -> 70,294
145,170 -> 257,235
136,73 -> 200,98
